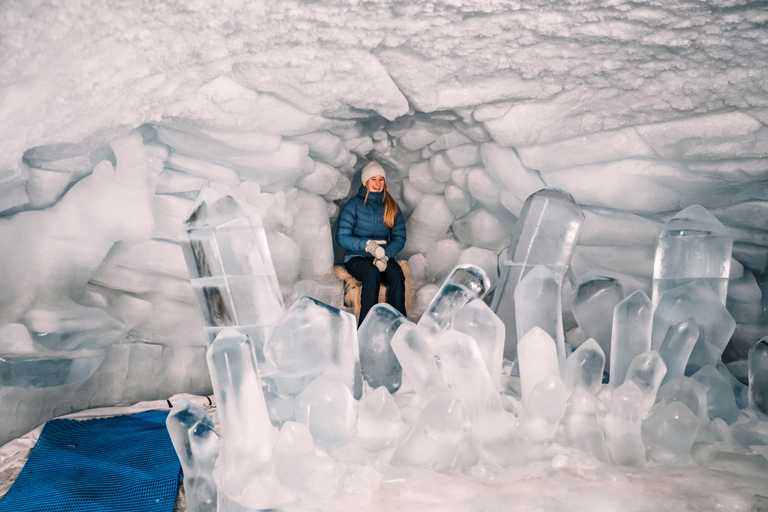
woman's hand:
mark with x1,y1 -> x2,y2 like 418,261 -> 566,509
365,239 -> 386,258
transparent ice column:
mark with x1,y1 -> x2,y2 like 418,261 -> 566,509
514,265 -> 565,366
658,318 -> 699,385
181,188 -> 285,362
417,264 -> 490,346
166,398 -> 219,512
749,337 -> 768,418
450,299 -> 505,389
652,205 -> 732,307
517,326 -> 561,406
562,338 -> 605,395
357,303 -> 412,393
609,291 -> 653,388
491,188 -> 583,360
571,275 -> 624,369
390,324 -> 448,402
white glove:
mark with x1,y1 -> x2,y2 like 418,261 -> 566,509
365,239 -> 387,258
374,255 -> 388,271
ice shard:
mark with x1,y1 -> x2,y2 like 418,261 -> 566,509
603,380 -> 646,466
624,351 -> 666,416
652,205 -> 732,307
570,275 -> 624,368
262,296 -> 361,423
561,386 -> 608,461
657,376 -> 711,440
609,291 -> 653,388
516,376 -> 569,444
181,187 -> 285,360
562,338 -> 605,395
517,326 -> 561,406
514,265 -> 565,366
450,299 -> 505,389
295,374 -> 357,451
166,398 -> 219,512
650,280 -> 736,375
356,386 -> 401,451
416,264 -> 490,346
271,421 -> 319,493
490,188 -> 583,360
357,303 -> 411,394
658,318 -> 699,385
206,328 -> 277,498
641,401 -> 698,463
748,337 -> 768,418
390,323 -> 448,402
691,365 -> 740,424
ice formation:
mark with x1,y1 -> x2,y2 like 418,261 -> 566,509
1,0 -> 768,509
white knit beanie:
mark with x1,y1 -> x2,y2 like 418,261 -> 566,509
361,161 -> 386,184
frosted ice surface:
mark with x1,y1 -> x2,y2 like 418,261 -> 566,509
657,377 -> 711,441
425,239 -> 461,284
357,303 -> 411,393
650,280 -> 736,375
181,187 -> 285,358
624,351 -> 667,416
641,401 -> 698,463
206,328 -> 276,497
451,208 -> 514,252
295,374 -> 357,451
609,290 -> 653,388
271,421 -> 318,493
390,323 -> 448,402
658,318 -> 699,385
491,188 -> 583,360
166,398 -> 219,512
603,381 -> 646,466
417,264 -> 490,345
517,327 -> 561,406
571,274 -> 624,369
561,386 -> 608,461
514,265 -> 565,366
356,386 -> 401,451
562,338 -> 605,395
652,205 -> 733,307
291,192 -> 335,279
401,195 -> 454,257
450,299 -> 505,388
749,337 -> 768,418
517,376 -> 568,444
262,296 -> 361,423
391,393 -> 466,471
691,365 -> 740,425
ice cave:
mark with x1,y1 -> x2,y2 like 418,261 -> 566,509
1,0 -> 768,511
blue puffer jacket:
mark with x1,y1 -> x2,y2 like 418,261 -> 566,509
337,185 -> 406,262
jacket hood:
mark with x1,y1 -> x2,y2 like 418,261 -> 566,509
356,184 -> 384,205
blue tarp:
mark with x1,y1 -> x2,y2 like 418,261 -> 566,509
0,410 -> 181,512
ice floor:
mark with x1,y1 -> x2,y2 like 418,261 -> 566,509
1,395 -> 766,512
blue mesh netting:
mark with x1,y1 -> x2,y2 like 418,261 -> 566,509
0,410 -> 181,512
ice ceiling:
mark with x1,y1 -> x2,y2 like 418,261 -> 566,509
1,0 -> 768,484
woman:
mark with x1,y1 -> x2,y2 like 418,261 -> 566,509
337,161 -> 407,325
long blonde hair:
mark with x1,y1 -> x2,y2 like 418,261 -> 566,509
364,181 -> 399,228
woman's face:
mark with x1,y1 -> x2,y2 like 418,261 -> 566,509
366,175 -> 385,193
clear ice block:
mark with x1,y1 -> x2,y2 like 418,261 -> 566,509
691,365 -> 740,424
562,338 -> 605,396
609,290 -> 653,388
652,205 -> 732,307
166,398 -> 219,512
514,265 -> 565,366
206,328 -> 276,497
650,280 -> 736,375
570,275 -> 624,369
561,386 -> 608,461
295,373 -> 357,451
517,326 -> 562,406
450,299 -> 505,389
516,376 -> 569,444
603,380 -> 646,466
390,324 -> 448,402
658,318 -> 699,385
271,421 -> 318,493
356,386 -> 401,452
624,351 -> 667,416
357,303 -> 412,394
490,188 -> 583,360
417,264 -> 490,346
181,188 -> 285,361
641,401 -> 698,463
748,336 -> 768,418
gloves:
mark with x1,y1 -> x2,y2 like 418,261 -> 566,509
365,239 -> 387,258
374,254 -> 388,271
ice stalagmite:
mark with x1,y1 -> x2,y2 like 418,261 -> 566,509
571,275 -> 624,369
691,365 -> 740,424
166,398 -> 219,512
491,188 -> 583,360
658,318 -> 699,385
390,323 -> 448,402
651,280 -> 736,375
181,188 -> 284,359
749,337 -> 768,418
603,380 -> 646,466
357,303 -> 411,393
609,291 -> 653,388
517,326 -> 561,406
561,387 -> 608,461
652,205 -> 732,307
295,374 -> 357,451
517,376 -> 569,444
450,299 -> 505,389
641,401 -> 699,463
357,386 -> 401,451
416,264 -> 490,345
624,351 -> 666,416
514,265 -> 565,366
562,338 -> 605,395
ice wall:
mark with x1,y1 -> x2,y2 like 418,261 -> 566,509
0,0 -> 767,444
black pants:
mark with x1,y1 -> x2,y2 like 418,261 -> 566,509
344,256 -> 406,325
